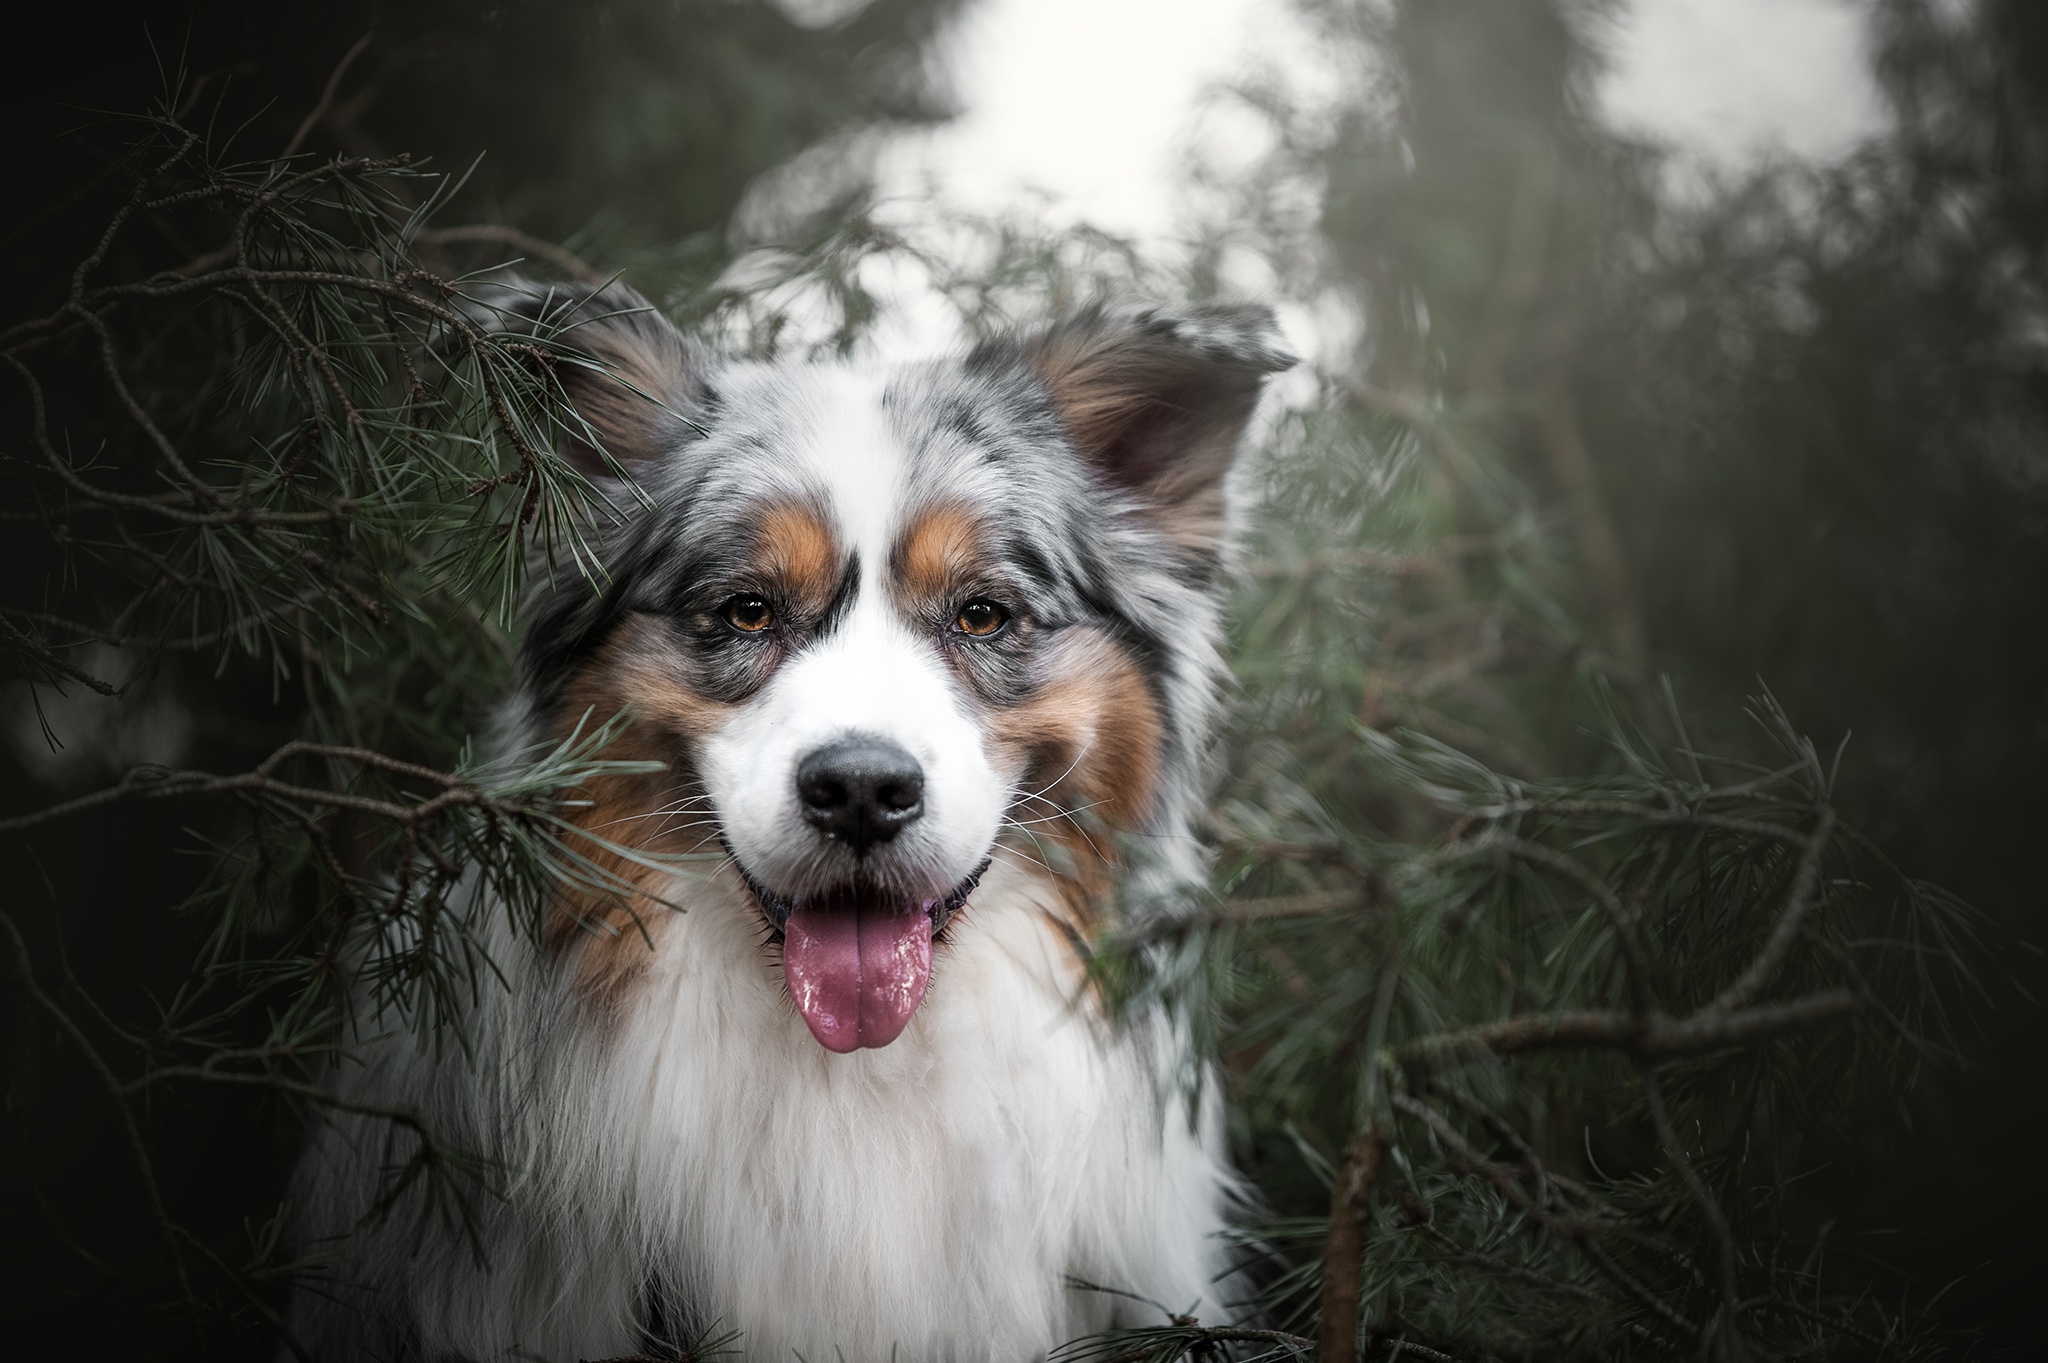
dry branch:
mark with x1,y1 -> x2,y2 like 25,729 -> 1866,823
1395,990 -> 1859,1068
1711,808 -> 1837,1013
1317,1123 -> 1386,1363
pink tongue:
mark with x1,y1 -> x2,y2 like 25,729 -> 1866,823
781,893 -> 935,1053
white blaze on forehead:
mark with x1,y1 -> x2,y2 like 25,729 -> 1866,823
792,368 -> 907,572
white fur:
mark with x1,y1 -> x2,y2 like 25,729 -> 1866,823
295,861 -> 1234,1360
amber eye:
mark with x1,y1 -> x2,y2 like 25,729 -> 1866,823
722,595 -> 775,633
954,600 -> 1009,637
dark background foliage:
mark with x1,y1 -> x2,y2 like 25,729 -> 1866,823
2,0 -> 2042,1358
1239,1 -> 2045,1346
1308,2 -> 2048,1341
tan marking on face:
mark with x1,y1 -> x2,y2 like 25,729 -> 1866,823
989,627 -> 1165,930
547,613 -> 733,1014
894,501 -> 987,609
751,501 -> 841,614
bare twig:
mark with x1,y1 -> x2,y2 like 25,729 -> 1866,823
1217,890 -> 1367,921
1071,1325 -> 1318,1363
1494,800 -> 1813,849
281,33 -> 375,160
1244,536 -> 1498,582
1320,918 -> 1401,1362
2,912 -> 198,1317
0,614 -> 119,695
1710,808 -> 1837,1013
1317,1122 -> 1386,1363
1390,1091 -> 1698,1341
1394,990 -> 1859,1068
1486,837 -> 1655,1015
1392,1093 -> 1551,1225
1369,1339 -> 1463,1363
1413,1221 -> 1601,1302
1579,1236 -> 1699,1341
416,224 -> 606,285
1638,1064 -> 1746,1361
0,734 -> 570,845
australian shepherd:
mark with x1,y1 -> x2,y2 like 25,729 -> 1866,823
286,281 -> 1292,1360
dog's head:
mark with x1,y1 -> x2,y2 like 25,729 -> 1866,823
495,282 -> 1291,1050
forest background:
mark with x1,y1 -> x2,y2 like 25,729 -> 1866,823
1,1 -> 2043,1359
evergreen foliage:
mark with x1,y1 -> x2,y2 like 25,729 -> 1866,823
2,2 -> 2037,1359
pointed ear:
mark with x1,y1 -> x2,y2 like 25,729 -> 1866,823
981,304 -> 1295,552
470,279 -> 706,480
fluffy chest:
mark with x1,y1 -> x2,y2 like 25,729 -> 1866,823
566,862 -> 1122,1352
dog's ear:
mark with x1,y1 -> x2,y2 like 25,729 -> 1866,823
469,279 -> 706,481
980,304 -> 1294,552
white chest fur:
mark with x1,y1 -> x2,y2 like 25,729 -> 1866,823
311,859 -> 1232,1362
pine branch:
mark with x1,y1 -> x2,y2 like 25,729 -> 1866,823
1710,808 -> 1837,1013
1638,1063 -> 1745,1362
1393,990 -> 1859,1067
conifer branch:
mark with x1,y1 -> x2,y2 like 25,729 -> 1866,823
0,613 -> 120,695
1316,1122 -> 1386,1363
1638,1063 -> 1745,1361
417,224 -> 607,284
1710,808 -> 1837,1013
1479,836 -> 1656,1015
1393,990 -> 1859,1067
1389,1091 -> 1698,1341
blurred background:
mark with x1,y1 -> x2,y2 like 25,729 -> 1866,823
4,0 -> 2043,1356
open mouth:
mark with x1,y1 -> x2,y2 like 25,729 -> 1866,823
736,857 -> 990,1054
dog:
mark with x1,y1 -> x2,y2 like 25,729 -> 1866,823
285,280 -> 1293,1361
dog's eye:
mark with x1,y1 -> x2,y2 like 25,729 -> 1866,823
721,596 -> 776,633
953,600 -> 1009,637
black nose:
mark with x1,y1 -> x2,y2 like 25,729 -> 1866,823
795,736 -> 925,856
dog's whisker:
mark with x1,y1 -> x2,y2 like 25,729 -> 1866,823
989,842 -> 1052,876
1019,741 -> 1096,806
997,822 -> 1062,873
1002,799 -> 1112,865
1002,798 -> 1111,829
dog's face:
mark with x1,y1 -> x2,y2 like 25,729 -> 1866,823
504,287 -> 1290,1050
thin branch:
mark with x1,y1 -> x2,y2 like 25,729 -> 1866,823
1579,1236 -> 1700,1341
0,614 -> 119,695
1243,536 -> 1498,581
1391,1093 -> 1552,1226
1317,1121 -> 1385,1363
1638,1064 -> 1746,1361
1710,808 -> 1837,1013
4,351 -> 345,527
1495,800 -> 1814,848
1,912 -> 198,1318
1368,1339 -> 1463,1363
416,224 -> 606,285
0,749 -> 483,835
1320,926 -> 1401,1362
1488,837 -> 1655,1015
1069,1326 -> 1318,1363
1215,890 -> 1366,921
280,33 -> 374,160
1390,1091 -> 1698,1341
1394,990 -> 1859,1067
1413,1222 -> 1601,1302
